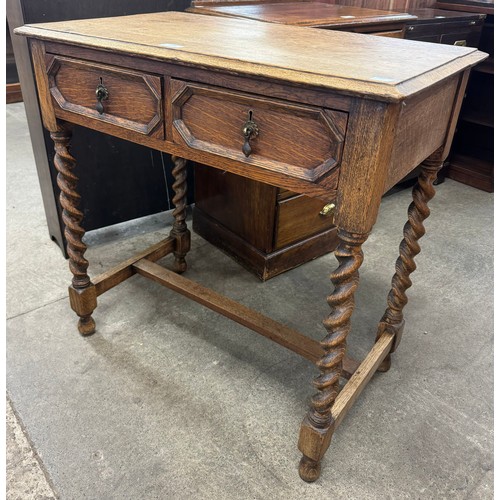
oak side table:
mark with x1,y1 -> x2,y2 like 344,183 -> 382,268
16,12 -> 486,482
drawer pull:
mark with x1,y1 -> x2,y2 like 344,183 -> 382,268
242,110 -> 259,157
95,77 -> 109,115
319,202 -> 335,216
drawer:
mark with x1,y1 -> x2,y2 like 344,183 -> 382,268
47,55 -> 164,137
275,194 -> 335,249
171,80 -> 348,186
405,21 -> 483,47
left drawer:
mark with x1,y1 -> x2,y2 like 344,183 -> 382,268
47,55 -> 164,138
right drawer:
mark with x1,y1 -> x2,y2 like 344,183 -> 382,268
171,79 -> 348,187
275,194 -> 335,249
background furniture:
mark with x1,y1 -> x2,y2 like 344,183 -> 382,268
404,8 -> 484,44
6,0 -> 192,255
7,23 -> 23,103
435,0 -> 493,192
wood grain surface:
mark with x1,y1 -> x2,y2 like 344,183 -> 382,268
188,2 -> 416,27
15,12 -> 486,101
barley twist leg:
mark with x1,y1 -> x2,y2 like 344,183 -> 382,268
377,148 -> 443,372
170,156 -> 190,273
298,229 -> 368,482
51,124 -> 96,335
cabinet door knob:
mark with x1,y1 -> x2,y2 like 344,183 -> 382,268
95,77 -> 109,115
242,110 -> 259,157
319,202 -> 335,216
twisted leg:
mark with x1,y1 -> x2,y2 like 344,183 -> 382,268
170,156 -> 190,273
377,148 -> 444,372
298,229 -> 368,482
51,124 -> 96,335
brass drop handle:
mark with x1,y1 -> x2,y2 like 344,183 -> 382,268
319,202 -> 335,216
95,77 -> 109,115
242,110 -> 259,157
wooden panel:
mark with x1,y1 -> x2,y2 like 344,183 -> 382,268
332,0 -> 435,12
435,0 -> 493,15
172,79 -> 347,184
447,154 -> 493,192
47,56 -> 163,137
15,12 -> 487,102
194,163 -> 277,253
6,82 -> 23,103
275,194 -> 335,249
188,3 -> 416,27
374,30 -> 403,37
193,206 -> 339,280
385,75 -> 460,191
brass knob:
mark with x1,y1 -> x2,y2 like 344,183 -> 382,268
242,110 -> 259,157
95,77 -> 109,115
319,202 -> 335,216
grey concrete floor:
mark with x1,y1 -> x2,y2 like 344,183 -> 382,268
6,101 -> 493,499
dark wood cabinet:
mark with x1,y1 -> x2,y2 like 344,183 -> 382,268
6,21 -> 22,103
435,0 -> 494,192
404,8 -> 485,44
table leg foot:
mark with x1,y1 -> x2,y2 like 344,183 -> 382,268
299,455 -> 321,483
170,155 -> 190,274
78,316 -> 96,336
376,355 -> 391,372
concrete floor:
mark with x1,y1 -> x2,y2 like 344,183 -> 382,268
6,101 -> 493,499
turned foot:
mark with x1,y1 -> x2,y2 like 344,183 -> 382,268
78,315 -> 96,336
299,455 -> 321,482
172,255 -> 187,274
377,354 -> 391,373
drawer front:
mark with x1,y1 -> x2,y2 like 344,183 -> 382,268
440,30 -> 482,47
171,80 -> 347,185
275,194 -> 335,249
47,55 -> 163,137
405,21 -> 483,47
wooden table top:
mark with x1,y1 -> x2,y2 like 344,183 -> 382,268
189,2 -> 417,27
16,11 -> 486,102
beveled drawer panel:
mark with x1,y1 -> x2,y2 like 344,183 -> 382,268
275,194 -> 335,249
47,55 -> 163,137
171,80 -> 347,185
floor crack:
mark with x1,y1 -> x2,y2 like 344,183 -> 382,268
7,296 -> 68,321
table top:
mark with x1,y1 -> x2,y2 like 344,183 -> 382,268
188,2 -> 417,27
16,11 -> 486,102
